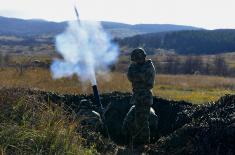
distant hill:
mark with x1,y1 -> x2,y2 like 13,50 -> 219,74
117,29 -> 235,55
101,21 -> 202,38
0,16 -> 201,38
1,16 -> 235,55
0,16 -> 67,36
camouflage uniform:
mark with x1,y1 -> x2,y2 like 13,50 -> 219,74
123,49 -> 156,145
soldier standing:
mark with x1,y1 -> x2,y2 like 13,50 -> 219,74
123,48 -> 156,150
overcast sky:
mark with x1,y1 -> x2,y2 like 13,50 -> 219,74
0,0 -> 235,29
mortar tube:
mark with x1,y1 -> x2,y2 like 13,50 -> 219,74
92,85 -> 103,110
92,85 -> 110,139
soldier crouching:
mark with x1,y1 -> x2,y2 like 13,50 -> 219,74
77,99 -> 103,132
122,48 -> 156,150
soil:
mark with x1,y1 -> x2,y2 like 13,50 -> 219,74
0,87 -> 235,155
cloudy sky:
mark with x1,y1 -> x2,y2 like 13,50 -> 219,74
0,0 -> 235,29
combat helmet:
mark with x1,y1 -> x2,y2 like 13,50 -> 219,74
79,99 -> 92,109
130,48 -> 147,62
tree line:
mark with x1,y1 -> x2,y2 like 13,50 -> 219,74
154,55 -> 234,76
1,52 -> 234,77
117,29 -> 235,55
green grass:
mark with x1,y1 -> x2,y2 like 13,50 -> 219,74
0,94 -> 97,155
155,86 -> 233,104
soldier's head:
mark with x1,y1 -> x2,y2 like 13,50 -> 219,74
130,48 -> 146,64
79,99 -> 92,109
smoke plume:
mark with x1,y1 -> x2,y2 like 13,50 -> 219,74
51,21 -> 119,85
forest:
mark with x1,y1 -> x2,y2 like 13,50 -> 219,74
117,29 -> 235,55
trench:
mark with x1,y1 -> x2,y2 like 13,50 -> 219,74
44,91 -> 195,145
2,88 -> 235,154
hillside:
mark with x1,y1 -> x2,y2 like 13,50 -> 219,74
0,16 -> 201,38
118,29 -> 235,55
0,16 -> 67,36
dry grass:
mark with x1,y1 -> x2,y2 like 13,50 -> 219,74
156,74 -> 235,90
1,67 -> 235,104
0,88 -> 96,155
154,74 -> 235,103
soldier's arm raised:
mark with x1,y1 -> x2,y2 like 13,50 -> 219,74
145,60 -> 156,89
127,64 -> 145,82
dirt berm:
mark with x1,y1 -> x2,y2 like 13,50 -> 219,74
0,88 -> 235,155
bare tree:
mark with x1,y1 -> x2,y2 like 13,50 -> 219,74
0,52 -> 3,70
202,63 -> 211,75
182,56 -> 203,74
164,55 -> 181,74
0,52 -> 11,69
213,56 -> 228,76
4,53 -> 10,65
182,56 -> 194,74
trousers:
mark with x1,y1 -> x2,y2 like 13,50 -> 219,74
123,90 -> 153,145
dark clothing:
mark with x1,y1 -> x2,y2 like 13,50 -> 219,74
123,59 -> 156,145
127,59 -> 155,91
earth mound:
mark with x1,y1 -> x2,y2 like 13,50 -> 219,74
0,87 -> 234,155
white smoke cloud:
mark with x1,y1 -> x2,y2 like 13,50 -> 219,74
51,21 -> 119,85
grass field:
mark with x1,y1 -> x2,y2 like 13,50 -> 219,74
1,67 -> 235,104
0,88 -> 96,155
